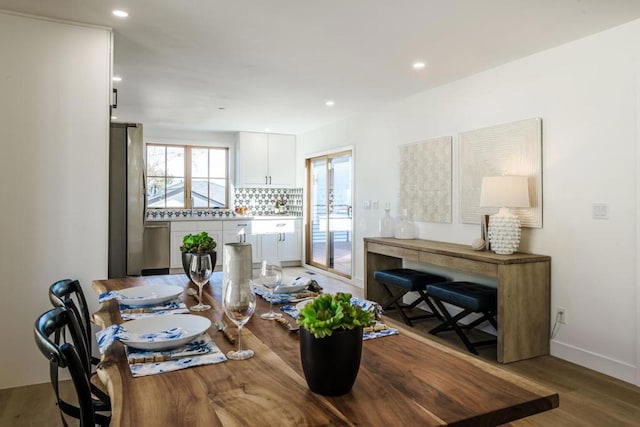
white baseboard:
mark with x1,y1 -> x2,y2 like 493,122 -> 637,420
551,339 -> 637,385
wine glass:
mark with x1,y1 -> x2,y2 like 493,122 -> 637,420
189,253 -> 212,311
259,260 -> 283,320
223,278 -> 256,360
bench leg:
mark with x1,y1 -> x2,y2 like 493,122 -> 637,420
428,299 -> 498,355
380,283 -> 441,327
429,300 -> 478,354
379,284 -> 414,326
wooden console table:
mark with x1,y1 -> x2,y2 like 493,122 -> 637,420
364,237 -> 551,363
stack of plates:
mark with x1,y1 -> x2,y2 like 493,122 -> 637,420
116,284 -> 183,306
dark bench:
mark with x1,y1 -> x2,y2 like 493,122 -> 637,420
373,268 -> 448,326
427,281 -> 498,355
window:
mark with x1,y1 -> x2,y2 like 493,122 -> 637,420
146,143 -> 229,209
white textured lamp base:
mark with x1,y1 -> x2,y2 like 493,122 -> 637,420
488,213 -> 521,255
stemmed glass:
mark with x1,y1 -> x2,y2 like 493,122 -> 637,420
259,260 -> 283,320
189,253 -> 212,311
223,278 -> 256,360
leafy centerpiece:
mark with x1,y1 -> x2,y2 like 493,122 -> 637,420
180,231 -> 217,254
297,293 -> 373,338
297,293 -> 374,396
180,232 -> 217,277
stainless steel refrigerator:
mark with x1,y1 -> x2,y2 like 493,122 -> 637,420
108,123 -> 146,278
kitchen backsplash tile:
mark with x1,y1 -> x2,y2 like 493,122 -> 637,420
147,187 -> 303,218
234,187 -> 303,216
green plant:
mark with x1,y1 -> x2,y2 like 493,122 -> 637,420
297,292 -> 374,339
180,231 -> 217,253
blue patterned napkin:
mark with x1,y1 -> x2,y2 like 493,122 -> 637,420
99,290 -> 137,303
362,327 -> 399,341
127,334 -> 227,377
253,285 -> 295,304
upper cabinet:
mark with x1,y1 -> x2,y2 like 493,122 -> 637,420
236,132 -> 296,187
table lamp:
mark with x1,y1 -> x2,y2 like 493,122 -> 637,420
479,176 -> 531,255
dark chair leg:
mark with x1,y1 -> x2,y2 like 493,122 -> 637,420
379,283 -> 441,326
429,299 -> 478,354
417,290 -> 444,321
379,283 -> 414,326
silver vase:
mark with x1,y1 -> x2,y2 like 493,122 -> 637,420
223,243 -> 253,293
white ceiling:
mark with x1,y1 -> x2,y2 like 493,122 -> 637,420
3,1 -> 640,135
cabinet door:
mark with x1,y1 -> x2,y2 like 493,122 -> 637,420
237,132 -> 268,186
170,231 -> 185,268
267,134 -> 296,186
260,233 -> 279,262
278,231 -> 300,262
245,233 -> 261,262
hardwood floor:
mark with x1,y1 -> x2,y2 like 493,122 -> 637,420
3,268 -> 639,426
383,308 -> 640,427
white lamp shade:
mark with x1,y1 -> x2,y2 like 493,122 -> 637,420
479,176 -> 531,208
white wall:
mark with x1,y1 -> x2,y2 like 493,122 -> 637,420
0,13 -> 111,388
297,20 -> 640,384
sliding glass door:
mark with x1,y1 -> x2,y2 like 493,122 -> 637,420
306,150 -> 352,278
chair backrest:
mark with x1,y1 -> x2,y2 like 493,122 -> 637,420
34,307 -> 97,427
49,279 -> 93,372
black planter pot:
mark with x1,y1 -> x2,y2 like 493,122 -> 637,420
181,251 -> 217,277
299,326 -> 363,396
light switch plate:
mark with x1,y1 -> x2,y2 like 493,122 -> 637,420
592,203 -> 609,219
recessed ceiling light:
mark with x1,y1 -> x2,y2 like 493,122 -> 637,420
413,61 -> 426,70
325,100 -> 335,107
264,128 -> 271,132
112,76 -> 122,82
111,116 -> 117,120
112,10 -> 128,18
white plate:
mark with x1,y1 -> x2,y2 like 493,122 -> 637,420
295,299 -> 316,312
274,283 -> 309,294
120,315 -> 211,351
116,284 -> 183,306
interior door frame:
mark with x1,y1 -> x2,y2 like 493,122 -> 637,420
304,147 -> 354,279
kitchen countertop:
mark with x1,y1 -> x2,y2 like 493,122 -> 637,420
146,213 -> 301,222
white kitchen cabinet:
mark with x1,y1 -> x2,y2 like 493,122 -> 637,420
170,221 -> 222,269
256,219 -> 301,263
278,222 -> 302,261
236,132 -> 296,186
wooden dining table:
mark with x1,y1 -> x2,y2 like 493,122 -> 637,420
92,273 -> 558,426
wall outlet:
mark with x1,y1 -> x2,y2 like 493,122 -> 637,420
557,307 -> 566,324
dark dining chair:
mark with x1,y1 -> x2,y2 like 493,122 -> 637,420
34,307 -> 111,427
49,279 -> 97,366
49,279 -> 110,408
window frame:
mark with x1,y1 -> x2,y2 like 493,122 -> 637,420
145,143 -> 230,209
